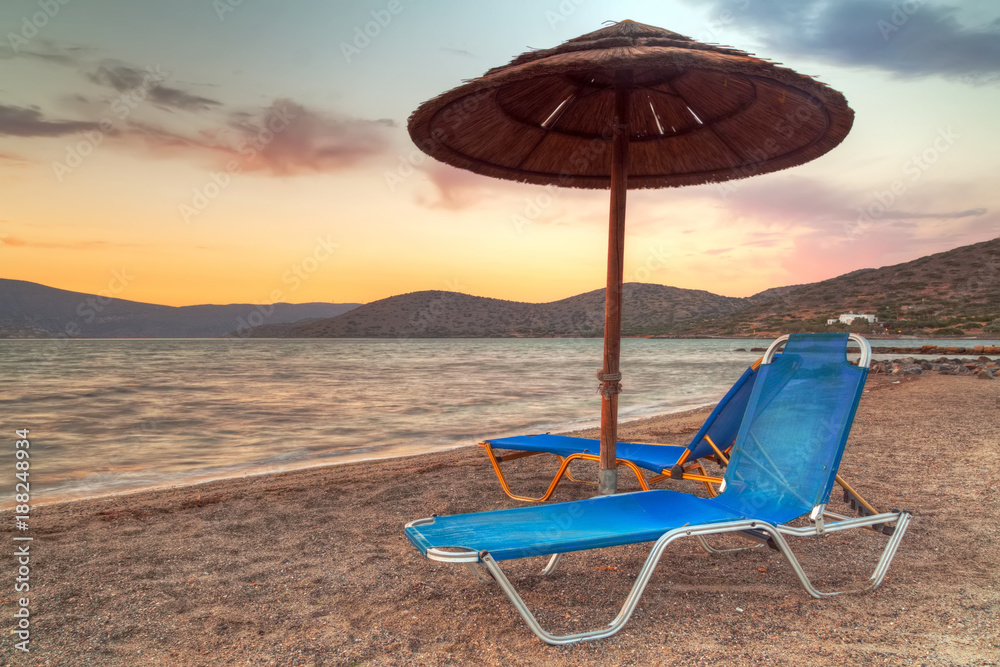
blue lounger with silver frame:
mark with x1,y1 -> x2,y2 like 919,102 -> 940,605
405,333 -> 912,644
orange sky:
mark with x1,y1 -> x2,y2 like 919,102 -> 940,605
2,0 -> 999,306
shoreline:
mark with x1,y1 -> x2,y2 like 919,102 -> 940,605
4,336 -> 1000,342
21,403 -> 720,512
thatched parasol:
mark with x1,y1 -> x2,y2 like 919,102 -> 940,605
408,20 -> 854,494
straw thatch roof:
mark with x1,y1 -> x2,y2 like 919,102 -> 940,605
408,20 -> 854,189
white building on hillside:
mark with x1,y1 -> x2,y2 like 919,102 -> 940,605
826,312 -> 878,326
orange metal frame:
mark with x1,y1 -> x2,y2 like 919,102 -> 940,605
480,438 -> 727,502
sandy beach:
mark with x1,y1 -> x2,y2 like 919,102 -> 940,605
3,373 -> 999,666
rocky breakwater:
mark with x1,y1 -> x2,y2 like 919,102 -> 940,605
870,356 -> 998,380
871,344 -> 1000,356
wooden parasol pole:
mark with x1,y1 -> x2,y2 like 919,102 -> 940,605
597,69 -> 631,496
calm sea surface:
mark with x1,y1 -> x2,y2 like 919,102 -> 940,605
1,337 -> 996,507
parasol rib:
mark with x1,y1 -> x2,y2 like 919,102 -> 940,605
657,77 -> 753,168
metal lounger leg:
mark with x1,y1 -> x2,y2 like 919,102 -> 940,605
472,512 -> 912,645
481,442 -> 576,502
540,553 -> 563,576
766,511 -> 913,597
464,562 -> 493,583
484,442 -> 653,502
477,519 -> 764,645
695,532 -> 767,554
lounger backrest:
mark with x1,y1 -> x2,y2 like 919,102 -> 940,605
715,333 -> 868,522
686,362 -> 759,461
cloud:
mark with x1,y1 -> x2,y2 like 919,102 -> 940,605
0,151 -> 29,165
0,104 -> 100,137
0,95 -> 394,176
0,42 -> 91,64
692,0 -> 1000,80
414,161 -> 611,214
878,207 -> 988,220
711,176 -> 850,231
695,175 -> 998,287
441,46 -> 474,57
89,62 -> 222,112
708,176 -> 993,242
1,47 -> 395,176
228,100 -> 394,175
416,163 -> 503,210
0,236 -> 140,250
2,47 -> 220,112
116,98 -> 396,176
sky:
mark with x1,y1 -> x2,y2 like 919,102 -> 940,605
1,0 -> 999,307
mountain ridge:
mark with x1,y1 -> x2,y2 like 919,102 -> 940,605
239,283 -> 754,338
238,236 -> 1000,338
3,236 -> 997,339
680,236 -> 1000,336
0,278 -> 360,338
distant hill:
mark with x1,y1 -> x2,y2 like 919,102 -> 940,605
240,283 -> 752,338
6,237 -> 998,339
0,279 -> 359,338
681,237 -> 1000,336
243,236 -> 1000,339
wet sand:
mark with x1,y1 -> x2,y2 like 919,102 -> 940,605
3,374 -> 999,666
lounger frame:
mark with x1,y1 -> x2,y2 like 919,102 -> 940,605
479,443 -> 719,502
406,507 -> 911,645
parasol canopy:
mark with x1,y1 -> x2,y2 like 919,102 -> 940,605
408,20 -> 854,493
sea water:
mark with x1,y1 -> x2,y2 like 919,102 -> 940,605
1,337 -> 995,506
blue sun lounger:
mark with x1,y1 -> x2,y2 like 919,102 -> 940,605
479,359 -> 762,501
405,333 -> 912,644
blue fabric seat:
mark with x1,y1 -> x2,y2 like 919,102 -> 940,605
405,334 -> 913,645
407,488 -> 745,561
483,434 -> 688,475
